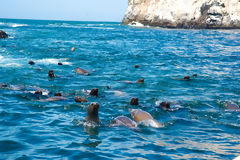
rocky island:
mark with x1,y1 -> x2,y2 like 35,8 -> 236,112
122,0 -> 240,29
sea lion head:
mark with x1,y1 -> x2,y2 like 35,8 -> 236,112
130,98 -> 139,105
54,92 -> 62,96
86,102 -> 100,124
183,76 -> 190,80
34,90 -> 43,95
160,102 -> 171,109
136,79 -> 144,83
134,65 -> 139,68
48,70 -> 55,78
90,88 -> 98,96
1,83 -> 7,88
28,61 -> 35,65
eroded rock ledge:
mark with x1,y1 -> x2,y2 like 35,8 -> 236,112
122,0 -> 240,29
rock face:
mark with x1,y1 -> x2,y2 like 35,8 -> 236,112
0,30 -> 8,38
122,0 -> 240,29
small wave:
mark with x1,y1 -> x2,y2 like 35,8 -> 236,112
0,55 -> 23,68
35,58 -> 72,65
0,22 -> 28,28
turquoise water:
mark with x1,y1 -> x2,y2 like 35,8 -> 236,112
0,18 -> 240,160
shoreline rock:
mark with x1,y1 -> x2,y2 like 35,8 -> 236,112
122,0 -> 240,29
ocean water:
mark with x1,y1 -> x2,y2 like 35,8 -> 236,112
0,18 -> 239,160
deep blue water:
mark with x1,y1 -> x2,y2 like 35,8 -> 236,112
0,18 -> 240,160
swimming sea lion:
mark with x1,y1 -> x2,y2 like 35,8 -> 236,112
48,70 -> 55,78
28,61 -> 35,65
136,79 -> 144,83
113,116 -> 137,128
134,65 -> 139,68
34,90 -> 43,95
54,92 -> 62,96
130,98 -> 139,105
192,74 -> 197,77
76,67 -> 89,76
1,83 -> 8,88
223,101 -> 239,110
75,96 -> 88,103
183,76 -> 190,80
131,109 -> 162,128
86,102 -> 101,124
90,88 -> 98,96
120,79 -> 144,84
160,101 -> 171,110
37,96 -> 67,102
156,101 -> 183,111
58,62 -> 63,65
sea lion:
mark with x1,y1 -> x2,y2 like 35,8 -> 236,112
48,70 -> 55,78
1,83 -> 8,88
192,74 -> 197,77
28,61 -> 35,65
134,65 -> 139,68
160,101 -> 171,110
156,101 -> 183,111
90,88 -> 98,96
54,92 -> 62,96
37,96 -> 67,102
131,109 -> 162,128
34,90 -> 43,95
75,96 -> 88,103
183,76 -> 190,80
223,101 -> 239,110
58,62 -> 63,65
76,67 -> 89,76
130,98 -> 139,105
112,116 -> 137,128
86,103 -> 101,124
136,79 -> 144,83
120,79 -> 144,84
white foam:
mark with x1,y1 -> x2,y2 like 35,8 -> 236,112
139,119 -> 164,128
105,90 -> 128,97
0,55 -> 23,68
35,58 -> 72,65
0,22 -> 28,27
128,21 -> 145,27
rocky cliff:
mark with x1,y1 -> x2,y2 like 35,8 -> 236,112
122,0 -> 240,29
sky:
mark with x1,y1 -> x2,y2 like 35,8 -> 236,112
0,0 -> 128,22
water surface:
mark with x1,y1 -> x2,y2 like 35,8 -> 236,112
0,18 -> 240,160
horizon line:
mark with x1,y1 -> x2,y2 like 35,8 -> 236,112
0,17 -> 122,23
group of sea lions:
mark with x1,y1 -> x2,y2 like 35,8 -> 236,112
1,46 -> 239,130
86,102 -> 162,128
